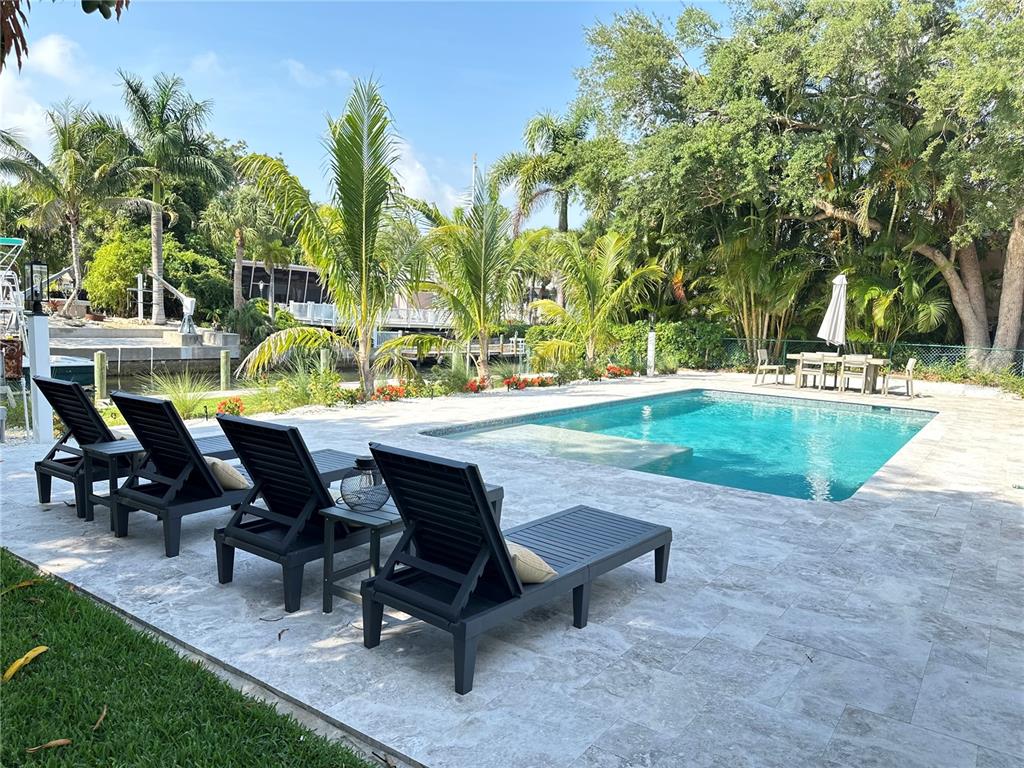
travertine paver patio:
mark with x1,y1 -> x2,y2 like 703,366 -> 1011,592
1,372 -> 1022,767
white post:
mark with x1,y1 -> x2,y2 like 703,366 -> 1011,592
136,273 -> 145,320
647,328 -> 657,377
26,313 -> 53,443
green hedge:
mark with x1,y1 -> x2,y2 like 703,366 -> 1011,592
524,319 -> 728,372
611,319 -> 729,371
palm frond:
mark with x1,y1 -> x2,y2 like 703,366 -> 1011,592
237,326 -> 352,377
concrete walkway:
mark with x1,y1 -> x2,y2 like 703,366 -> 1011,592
1,372 -> 1021,767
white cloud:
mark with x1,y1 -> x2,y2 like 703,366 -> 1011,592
188,51 -> 226,78
282,58 -> 325,88
28,34 -> 81,83
0,74 -> 50,158
394,140 -> 463,213
329,68 -> 351,85
0,34 -> 96,158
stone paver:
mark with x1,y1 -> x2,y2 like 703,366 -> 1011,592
1,372 -> 1021,767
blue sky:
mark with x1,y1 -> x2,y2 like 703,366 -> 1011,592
1,1 -> 727,227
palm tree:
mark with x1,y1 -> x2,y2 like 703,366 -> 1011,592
236,80 -> 420,399
531,231 -> 664,367
491,107 -> 592,233
119,72 -> 229,324
0,104 -> 137,313
386,177 -> 531,381
200,184 -> 277,309
699,217 -> 816,357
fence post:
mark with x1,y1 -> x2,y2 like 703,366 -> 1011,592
136,272 -> 145,320
93,351 -> 108,405
219,349 -> 231,391
318,347 -> 331,373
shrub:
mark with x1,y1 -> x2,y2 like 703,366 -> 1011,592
337,387 -> 364,406
147,369 -> 215,419
308,368 -> 344,406
371,384 -> 408,401
464,378 -> 488,393
82,228 -> 150,314
430,357 -> 474,395
611,319 -> 729,372
164,248 -> 232,323
605,363 -> 634,378
215,396 -> 244,416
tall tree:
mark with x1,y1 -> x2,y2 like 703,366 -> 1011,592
200,184 -> 277,310
0,104 -> 137,313
119,72 -> 229,324
531,231 -> 663,366
491,107 -> 593,233
578,0 -> 1024,367
237,80 -> 420,398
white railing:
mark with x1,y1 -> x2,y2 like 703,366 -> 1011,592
288,301 -> 454,329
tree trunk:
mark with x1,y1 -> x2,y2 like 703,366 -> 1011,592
957,241 -> 987,330
813,201 -> 993,361
476,331 -> 491,381
233,229 -> 244,309
150,180 -> 166,325
61,216 -> 82,318
991,208 -> 1024,363
358,328 -> 374,399
557,192 -> 569,233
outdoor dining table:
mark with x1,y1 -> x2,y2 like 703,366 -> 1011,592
786,353 -> 890,393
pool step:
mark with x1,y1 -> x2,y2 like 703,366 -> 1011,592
454,424 -> 692,468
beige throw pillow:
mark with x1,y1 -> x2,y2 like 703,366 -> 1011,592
505,540 -> 556,583
204,456 -> 250,490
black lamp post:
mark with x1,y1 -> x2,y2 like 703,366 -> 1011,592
24,259 -> 49,315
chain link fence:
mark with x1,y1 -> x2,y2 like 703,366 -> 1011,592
720,338 -> 1024,376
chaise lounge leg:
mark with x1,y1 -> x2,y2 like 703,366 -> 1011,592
282,563 -> 304,613
36,471 -> 52,504
162,515 -> 182,557
362,597 -> 384,648
453,629 -> 478,695
572,582 -> 592,629
112,503 -> 129,537
72,475 -> 89,524
654,544 -> 670,583
215,537 -> 235,584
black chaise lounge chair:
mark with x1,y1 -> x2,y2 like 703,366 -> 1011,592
108,391 -> 254,557
32,376 -> 123,516
213,414 -> 399,612
360,443 -> 673,694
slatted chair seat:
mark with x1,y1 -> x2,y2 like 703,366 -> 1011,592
213,415 -> 385,613
361,444 -> 673,694
32,376 -> 125,517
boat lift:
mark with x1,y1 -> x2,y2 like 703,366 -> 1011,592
142,270 -> 198,335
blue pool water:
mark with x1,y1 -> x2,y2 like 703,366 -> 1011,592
445,390 -> 934,501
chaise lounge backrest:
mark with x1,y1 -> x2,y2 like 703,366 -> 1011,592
110,391 -> 221,497
216,414 -> 334,525
33,376 -> 116,448
369,443 -> 522,617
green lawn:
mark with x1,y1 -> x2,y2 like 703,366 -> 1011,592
0,550 -> 375,767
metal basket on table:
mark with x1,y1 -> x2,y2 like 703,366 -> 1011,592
339,456 -> 390,513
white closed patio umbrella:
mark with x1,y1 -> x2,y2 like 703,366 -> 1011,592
817,274 -> 847,348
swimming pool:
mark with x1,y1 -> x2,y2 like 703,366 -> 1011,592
439,389 -> 935,501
